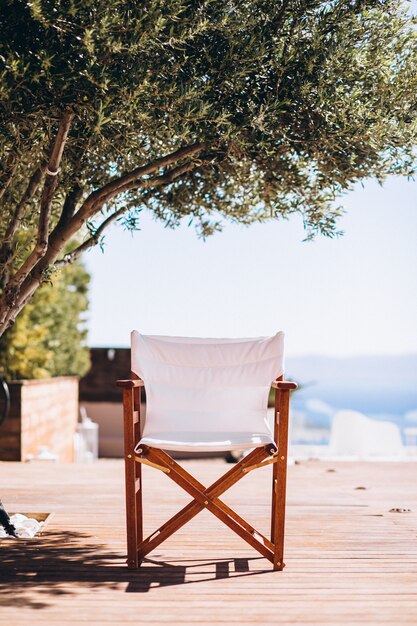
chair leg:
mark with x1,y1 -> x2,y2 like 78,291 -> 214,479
271,385 -> 280,544
133,386 -> 143,556
135,468 -> 143,549
123,387 -> 139,568
272,388 -> 290,571
271,461 -> 278,542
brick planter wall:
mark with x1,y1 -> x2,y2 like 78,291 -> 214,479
0,377 -> 79,462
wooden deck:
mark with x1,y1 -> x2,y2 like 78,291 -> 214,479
1,459 -> 417,625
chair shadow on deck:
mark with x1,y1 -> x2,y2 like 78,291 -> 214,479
0,530 -> 271,609
126,555 -> 269,592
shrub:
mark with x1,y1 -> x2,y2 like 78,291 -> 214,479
0,259 -> 90,380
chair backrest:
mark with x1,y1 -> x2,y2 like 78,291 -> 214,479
131,331 -> 285,438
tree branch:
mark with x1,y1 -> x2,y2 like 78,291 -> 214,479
73,142 -> 205,221
45,142 -> 206,261
38,109 -> 74,246
55,159 -> 202,266
55,184 -> 84,231
0,153 -> 18,204
0,281 -> 38,336
0,110 -> 73,315
0,164 -> 47,286
115,157 -> 203,196
55,206 -> 127,266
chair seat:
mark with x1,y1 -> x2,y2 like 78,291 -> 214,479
138,431 -> 275,452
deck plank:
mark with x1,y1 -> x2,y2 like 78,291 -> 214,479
0,459 -> 416,624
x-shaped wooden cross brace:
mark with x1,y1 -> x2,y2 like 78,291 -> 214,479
134,443 -> 281,566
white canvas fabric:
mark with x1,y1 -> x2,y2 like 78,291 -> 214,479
131,331 -> 285,452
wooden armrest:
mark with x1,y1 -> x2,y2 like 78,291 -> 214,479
271,380 -> 297,390
116,379 -> 145,389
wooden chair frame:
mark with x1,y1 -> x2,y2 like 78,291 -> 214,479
116,376 -> 296,571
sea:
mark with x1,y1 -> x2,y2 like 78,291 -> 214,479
286,354 -> 417,446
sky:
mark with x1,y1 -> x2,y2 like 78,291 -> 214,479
84,175 -> 417,357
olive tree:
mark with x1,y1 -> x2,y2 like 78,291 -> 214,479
0,0 -> 416,338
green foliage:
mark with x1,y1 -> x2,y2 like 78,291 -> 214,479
0,260 -> 90,380
1,0 -> 416,244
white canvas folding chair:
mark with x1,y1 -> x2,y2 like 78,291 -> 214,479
117,331 -> 296,570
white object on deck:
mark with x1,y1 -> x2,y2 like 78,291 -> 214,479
0,514 -> 43,539
131,331 -> 285,452
329,409 -> 403,458
76,407 -> 99,462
